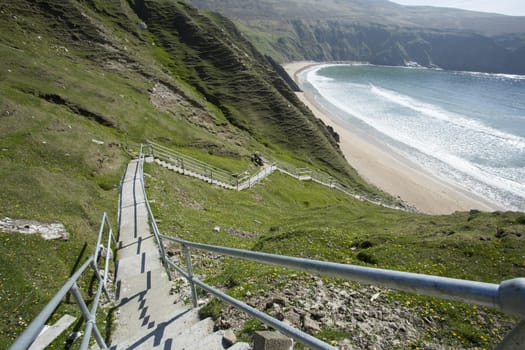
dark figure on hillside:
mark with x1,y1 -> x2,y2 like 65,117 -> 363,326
251,153 -> 264,166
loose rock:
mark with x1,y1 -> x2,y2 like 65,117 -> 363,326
0,217 -> 69,240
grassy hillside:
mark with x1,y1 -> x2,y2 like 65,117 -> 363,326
0,0 -> 368,346
127,0 -> 363,178
147,163 -> 525,348
0,0 -> 523,348
189,0 -> 525,74
189,0 -> 525,36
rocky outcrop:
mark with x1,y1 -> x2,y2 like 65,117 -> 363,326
0,217 -> 69,240
215,275 -> 444,349
188,0 -> 525,75
272,21 -> 525,74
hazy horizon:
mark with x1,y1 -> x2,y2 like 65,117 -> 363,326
390,0 -> 525,16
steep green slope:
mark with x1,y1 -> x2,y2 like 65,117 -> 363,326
1,0 -> 523,348
189,0 -> 525,36
146,163 -> 525,349
127,0 -> 360,177
0,0 -> 367,346
189,0 -> 525,74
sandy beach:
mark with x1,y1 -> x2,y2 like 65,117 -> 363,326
284,61 -> 499,215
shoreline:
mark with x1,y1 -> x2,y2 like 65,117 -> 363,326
284,61 -> 499,215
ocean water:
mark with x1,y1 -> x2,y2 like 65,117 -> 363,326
299,64 -> 525,211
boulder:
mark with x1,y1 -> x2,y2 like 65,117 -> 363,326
303,315 -> 321,333
0,217 -> 69,240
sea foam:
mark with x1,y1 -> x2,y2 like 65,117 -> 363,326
302,64 -> 525,211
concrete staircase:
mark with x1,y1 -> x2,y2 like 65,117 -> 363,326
154,159 -> 237,190
154,158 -> 277,191
111,159 -> 250,349
148,142 -> 414,212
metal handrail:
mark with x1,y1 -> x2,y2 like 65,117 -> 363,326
274,160 -> 413,211
146,140 -> 412,210
148,140 -> 235,183
237,164 -> 277,190
10,213 -> 116,350
153,149 -> 235,186
161,236 -> 525,318
136,144 -> 524,348
137,146 -> 171,279
135,147 -> 335,349
192,277 -> 337,350
160,236 -> 525,349
149,141 -> 279,190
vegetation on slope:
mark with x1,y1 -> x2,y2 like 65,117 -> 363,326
0,0 -> 367,346
127,0 -> 362,179
188,0 -> 525,74
0,0 -> 523,348
147,163 -> 525,348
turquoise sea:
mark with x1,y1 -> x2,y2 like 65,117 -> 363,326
299,64 -> 525,211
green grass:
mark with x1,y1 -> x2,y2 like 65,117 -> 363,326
0,232 -> 115,348
0,0 -> 360,346
1,0 -> 524,349
147,163 -> 524,348
0,1 -> 241,346
198,298 -> 226,320
316,327 -> 353,347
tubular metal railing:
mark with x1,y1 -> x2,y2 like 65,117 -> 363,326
134,145 -> 525,349
147,140 -> 277,190
147,140 -> 238,187
129,137 -> 415,212
137,145 -> 172,279
161,236 -> 525,350
141,140 -> 413,211
10,213 -> 116,350
275,163 -> 409,211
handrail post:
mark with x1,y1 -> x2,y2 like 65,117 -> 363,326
71,283 -> 107,350
138,147 -> 173,282
93,215 -> 111,301
157,233 -> 172,281
91,259 -> 111,301
182,244 -> 198,308
103,227 -> 114,288
9,258 -> 94,350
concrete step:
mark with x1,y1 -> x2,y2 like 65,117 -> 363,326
111,308 -> 201,349
115,250 -> 166,274
29,314 -> 76,350
113,297 -> 190,343
115,268 -> 176,303
155,158 -> 240,190
190,330 -> 227,350
228,342 -> 252,350
115,238 -> 164,267
165,317 -> 217,350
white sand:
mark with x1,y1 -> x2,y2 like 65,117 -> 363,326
284,61 -> 499,214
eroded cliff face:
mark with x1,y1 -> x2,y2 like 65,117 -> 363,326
127,0 -> 352,175
278,21 -> 522,74
189,0 -> 525,74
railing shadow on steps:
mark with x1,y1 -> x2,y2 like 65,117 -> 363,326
135,148 -> 525,350
10,213 -> 117,350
